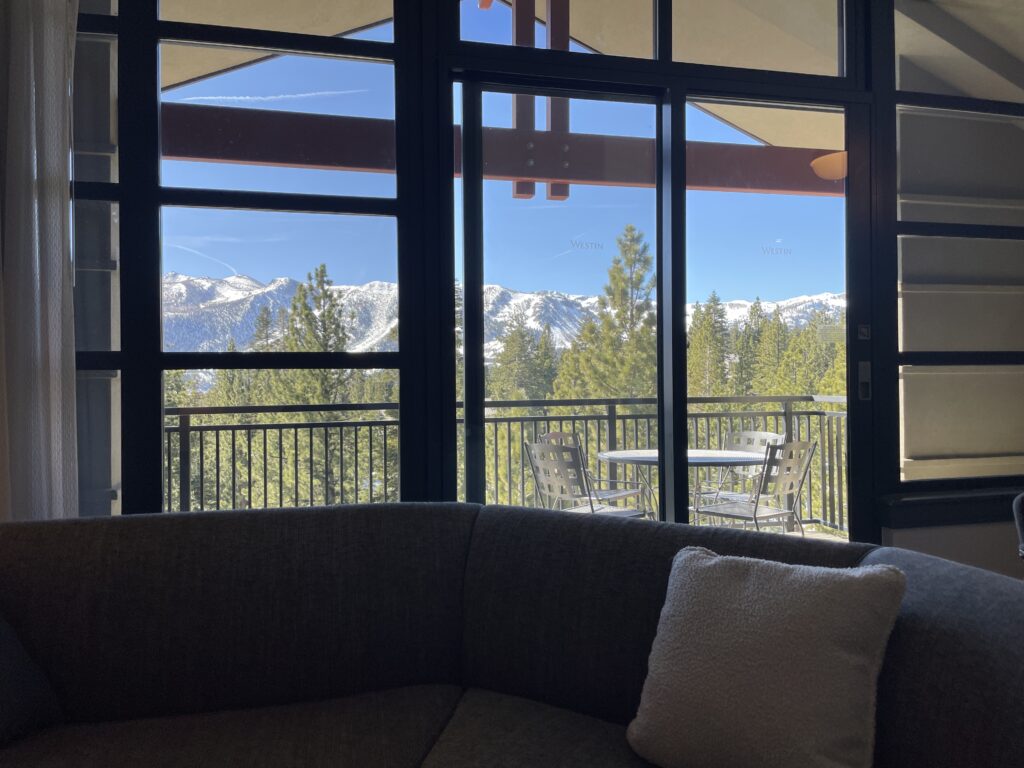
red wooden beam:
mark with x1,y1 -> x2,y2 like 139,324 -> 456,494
160,103 -> 845,196
546,0 -> 570,200
512,0 -> 536,199
161,101 -> 396,174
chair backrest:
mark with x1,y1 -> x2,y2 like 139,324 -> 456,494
724,430 -> 784,478
754,440 -> 816,512
724,430 -> 783,452
524,440 -> 593,511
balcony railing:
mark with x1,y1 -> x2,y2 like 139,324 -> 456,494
164,395 -> 847,533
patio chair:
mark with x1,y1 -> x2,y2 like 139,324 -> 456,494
538,431 -> 651,513
525,435 -> 646,519
697,440 -> 816,536
698,430 -> 784,505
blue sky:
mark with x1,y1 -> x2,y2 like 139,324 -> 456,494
161,7 -> 845,303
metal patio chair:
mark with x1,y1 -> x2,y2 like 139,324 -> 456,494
525,434 -> 646,519
697,440 -> 816,536
697,430 -> 784,506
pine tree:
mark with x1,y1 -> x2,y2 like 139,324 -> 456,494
730,299 -> 766,396
249,304 -> 277,352
533,324 -> 559,400
489,309 -> 538,402
687,292 -> 729,397
272,265 -> 353,408
553,225 -> 657,403
488,312 -> 558,404
752,310 -> 790,395
775,312 -> 837,396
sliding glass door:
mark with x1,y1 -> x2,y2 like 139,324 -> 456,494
458,85 -> 660,514
685,99 -> 851,537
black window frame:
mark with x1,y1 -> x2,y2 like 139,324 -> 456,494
71,1 -> 1024,538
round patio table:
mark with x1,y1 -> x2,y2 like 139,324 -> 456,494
596,448 -> 765,467
596,449 -> 766,518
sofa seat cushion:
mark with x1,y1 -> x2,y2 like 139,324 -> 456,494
0,685 -> 462,768
422,689 -> 654,768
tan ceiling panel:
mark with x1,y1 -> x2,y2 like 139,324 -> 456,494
531,1 -> 655,58
673,0 -> 839,75
160,0 -> 392,89
895,1 -> 1024,103
931,0 -> 1024,70
695,102 -> 845,151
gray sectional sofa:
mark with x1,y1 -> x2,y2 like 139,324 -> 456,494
1,503 -> 1022,767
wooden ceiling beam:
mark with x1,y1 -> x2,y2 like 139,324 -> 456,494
161,103 -> 845,196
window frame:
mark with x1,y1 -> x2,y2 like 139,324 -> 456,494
72,1 -> 1023,537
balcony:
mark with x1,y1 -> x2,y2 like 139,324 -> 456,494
163,394 -> 848,536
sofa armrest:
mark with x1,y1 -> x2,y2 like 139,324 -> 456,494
863,547 -> 1024,768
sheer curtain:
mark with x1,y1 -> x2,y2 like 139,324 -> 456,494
0,0 -> 80,522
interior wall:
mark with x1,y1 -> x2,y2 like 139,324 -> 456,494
883,523 -> 1024,579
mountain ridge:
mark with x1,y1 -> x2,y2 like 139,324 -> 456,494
162,273 -> 846,357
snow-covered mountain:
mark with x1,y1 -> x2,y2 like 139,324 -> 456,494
685,293 -> 847,330
162,273 -> 846,357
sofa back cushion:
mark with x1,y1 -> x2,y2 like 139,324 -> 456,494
0,503 -> 479,723
862,547 -> 1024,768
463,506 -> 874,725
0,614 -> 62,745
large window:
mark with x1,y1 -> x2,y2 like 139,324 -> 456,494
71,3 -> 1022,535
74,2 -> 401,515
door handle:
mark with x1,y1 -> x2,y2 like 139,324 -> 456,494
858,361 -> 872,401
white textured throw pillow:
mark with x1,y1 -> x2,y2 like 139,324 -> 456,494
627,547 -> 905,768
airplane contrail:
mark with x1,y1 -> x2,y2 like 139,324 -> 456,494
178,89 -> 368,104
168,244 -> 239,276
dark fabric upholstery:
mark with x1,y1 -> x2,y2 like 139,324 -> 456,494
0,616 -> 61,746
422,688 -> 653,768
0,685 -> 462,768
464,506 -> 873,725
862,547 -> 1024,768
0,504 -> 479,723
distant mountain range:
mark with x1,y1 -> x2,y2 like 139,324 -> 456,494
162,273 -> 846,359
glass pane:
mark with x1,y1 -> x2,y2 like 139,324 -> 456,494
686,99 -> 848,536
74,200 -> 120,351
896,0 -> 1024,103
74,35 -> 118,183
163,369 -> 399,511
900,365 -> 1024,481
899,237 -> 1024,352
460,0 -> 654,59
161,208 -> 398,352
475,91 -> 659,511
160,44 -> 395,197
80,0 -> 117,13
77,371 -> 121,516
160,0 -> 393,42
898,106 -> 1024,227
673,0 -> 842,75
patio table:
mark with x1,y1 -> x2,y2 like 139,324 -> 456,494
596,448 -> 766,516
596,448 -> 765,468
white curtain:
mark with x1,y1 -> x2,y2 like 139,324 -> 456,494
0,0 -> 80,522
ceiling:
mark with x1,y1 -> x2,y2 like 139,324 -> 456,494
158,0 -> 1022,149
